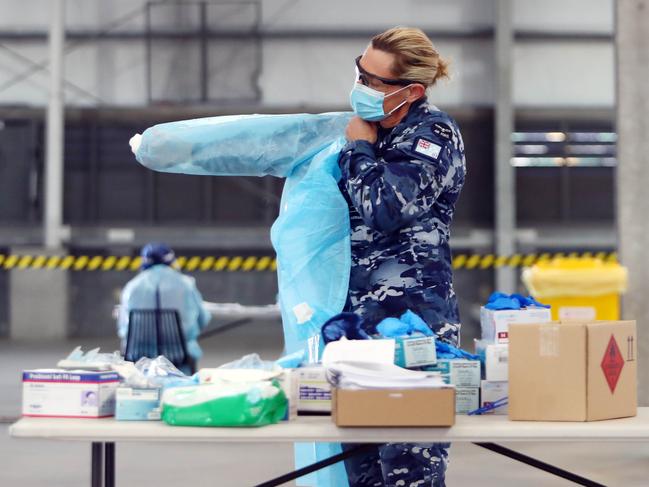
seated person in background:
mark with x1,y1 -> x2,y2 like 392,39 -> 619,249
117,243 -> 212,373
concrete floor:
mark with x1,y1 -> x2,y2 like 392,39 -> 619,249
2,322 -> 649,486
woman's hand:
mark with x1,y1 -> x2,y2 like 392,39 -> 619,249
346,116 -> 378,143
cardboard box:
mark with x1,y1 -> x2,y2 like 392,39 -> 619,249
332,387 -> 455,426
480,306 -> 552,344
22,369 -> 119,418
455,387 -> 480,414
481,380 -> 509,415
394,336 -> 437,368
296,367 -> 332,413
424,359 -> 481,387
509,321 -> 637,421
115,387 -> 161,421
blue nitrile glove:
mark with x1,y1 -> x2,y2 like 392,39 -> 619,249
400,310 -> 435,336
376,317 -> 409,338
376,311 -> 434,338
321,312 -> 370,344
486,292 -> 550,310
436,341 -> 480,360
275,349 -> 305,369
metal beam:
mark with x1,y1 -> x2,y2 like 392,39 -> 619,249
0,28 -> 614,43
494,0 -> 516,292
44,0 -> 65,249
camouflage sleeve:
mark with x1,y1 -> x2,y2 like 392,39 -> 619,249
338,121 -> 463,234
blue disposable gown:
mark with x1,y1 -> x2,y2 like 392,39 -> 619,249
117,264 -> 212,361
135,112 -> 353,487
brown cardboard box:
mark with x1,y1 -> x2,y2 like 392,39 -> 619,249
332,387 -> 455,427
509,320 -> 637,421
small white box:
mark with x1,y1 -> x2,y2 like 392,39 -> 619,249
480,380 -> 509,415
22,369 -> 119,418
424,359 -> 481,388
480,307 -> 552,343
115,388 -> 161,421
456,387 -> 480,414
296,367 -> 331,413
394,336 -> 437,368
485,344 -> 509,382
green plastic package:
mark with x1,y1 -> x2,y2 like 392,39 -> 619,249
161,380 -> 287,427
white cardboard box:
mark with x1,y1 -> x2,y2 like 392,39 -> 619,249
424,359 -> 481,388
480,380 -> 509,415
296,367 -> 331,413
456,387 -> 480,414
22,369 -> 119,418
485,344 -> 509,382
480,307 -> 552,343
115,387 -> 161,421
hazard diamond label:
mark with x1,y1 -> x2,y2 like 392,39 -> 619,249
601,334 -> 625,393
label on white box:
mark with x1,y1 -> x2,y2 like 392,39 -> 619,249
486,344 -> 509,382
456,387 -> 480,414
480,380 -> 509,415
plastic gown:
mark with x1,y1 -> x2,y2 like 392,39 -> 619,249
134,112 -> 354,487
117,265 -> 212,361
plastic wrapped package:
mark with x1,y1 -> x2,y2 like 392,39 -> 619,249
113,355 -> 197,390
161,381 -> 287,427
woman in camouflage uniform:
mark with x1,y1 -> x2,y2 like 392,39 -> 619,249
339,27 -> 466,487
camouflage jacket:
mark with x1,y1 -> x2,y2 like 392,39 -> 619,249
338,99 -> 466,344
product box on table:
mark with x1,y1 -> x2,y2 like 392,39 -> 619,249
22,369 -> 119,418
424,359 -> 481,387
115,387 -> 161,421
509,320 -> 637,421
480,306 -> 552,344
455,387 -> 480,414
480,380 -> 509,415
332,386 -> 455,427
296,367 -> 332,414
474,340 -> 509,381
394,336 -> 437,368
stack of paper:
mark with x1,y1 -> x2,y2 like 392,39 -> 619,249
322,338 -> 448,390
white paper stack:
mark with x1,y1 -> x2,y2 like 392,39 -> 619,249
322,338 -> 447,390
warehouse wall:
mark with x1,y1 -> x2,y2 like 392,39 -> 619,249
0,0 -> 613,108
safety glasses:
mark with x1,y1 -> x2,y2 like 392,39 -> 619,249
354,55 -> 412,87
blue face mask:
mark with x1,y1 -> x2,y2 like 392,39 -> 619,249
349,83 -> 410,122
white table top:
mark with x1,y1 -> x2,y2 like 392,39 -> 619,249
10,408 -> 649,443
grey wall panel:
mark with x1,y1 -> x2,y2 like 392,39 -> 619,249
0,122 -> 39,222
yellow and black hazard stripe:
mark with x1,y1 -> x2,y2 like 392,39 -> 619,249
0,252 -> 618,272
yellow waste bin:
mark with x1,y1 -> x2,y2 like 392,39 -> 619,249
522,258 -> 628,321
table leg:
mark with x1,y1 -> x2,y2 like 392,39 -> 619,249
91,442 -> 103,487
105,442 -> 115,487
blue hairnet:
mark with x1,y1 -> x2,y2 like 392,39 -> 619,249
140,243 -> 175,270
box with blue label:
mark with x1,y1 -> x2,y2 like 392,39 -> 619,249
456,387 -> 480,414
115,387 -> 161,421
296,367 -> 332,413
394,336 -> 437,369
22,369 -> 119,418
424,359 -> 481,387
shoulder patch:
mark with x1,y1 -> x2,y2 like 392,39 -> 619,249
432,122 -> 453,140
412,137 -> 442,160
